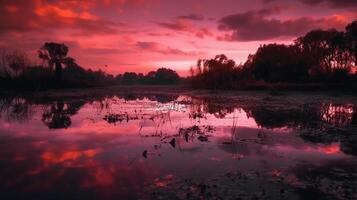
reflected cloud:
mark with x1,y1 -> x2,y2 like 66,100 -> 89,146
0,92 -> 357,199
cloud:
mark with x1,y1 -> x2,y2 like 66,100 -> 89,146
157,20 -> 214,39
147,32 -> 173,37
262,0 -> 276,3
0,0 -> 120,35
177,13 -> 205,21
217,7 -> 348,41
299,0 -> 357,8
195,28 -> 214,39
136,41 -> 200,56
94,0 -> 154,7
136,41 -> 160,50
82,48 -> 131,55
157,20 -> 191,31
263,0 -> 357,8
53,0 -> 154,9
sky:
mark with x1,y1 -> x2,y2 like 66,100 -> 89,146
0,0 -> 356,76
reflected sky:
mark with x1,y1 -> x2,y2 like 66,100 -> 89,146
0,92 -> 356,199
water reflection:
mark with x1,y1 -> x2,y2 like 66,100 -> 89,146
322,103 -> 355,127
42,101 -> 84,129
0,92 -> 356,199
0,97 -> 33,122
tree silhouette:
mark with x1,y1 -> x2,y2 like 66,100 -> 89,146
38,42 -> 69,81
6,51 -> 27,77
121,72 -> 139,85
248,44 -> 309,83
296,29 -> 352,76
114,68 -> 180,85
0,50 -> 27,78
346,20 -> 357,64
147,68 -> 180,84
192,54 -> 237,89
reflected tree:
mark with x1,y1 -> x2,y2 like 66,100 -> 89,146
243,105 -> 322,129
341,135 -> 357,156
0,97 -> 32,122
188,97 -> 236,119
147,94 -> 179,103
42,101 -> 84,129
292,160 -> 357,200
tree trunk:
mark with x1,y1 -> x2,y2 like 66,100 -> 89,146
55,61 -> 62,82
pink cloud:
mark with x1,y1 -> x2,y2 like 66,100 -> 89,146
218,8 -> 349,41
0,0 -> 354,76
136,41 -> 202,56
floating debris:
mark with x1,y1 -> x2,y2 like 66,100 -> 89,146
179,125 -> 204,136
142,150 -> 148,158
179,125 -> 215,143
169,138 -> 176,148
197,135 -> 209,142
103,113 -> 125,124
222,141 -> 232,145
104,113 -> 140,124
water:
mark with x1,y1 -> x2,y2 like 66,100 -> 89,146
0,91 -> 356,199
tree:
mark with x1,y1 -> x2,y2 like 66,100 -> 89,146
0,49 -> 28,78
63,57 -> 78,68
38,42 -> 69,81
193,54 -> 237,89
346,20 -> 357,65
0,49 -> 9,78
153,68 -> 180,84
249,44 -> 309,83
122,72 -> 139,85
296,29 -> 352,75
6,50 -> 27,77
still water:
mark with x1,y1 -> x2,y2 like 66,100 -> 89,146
0,91 -> 356,200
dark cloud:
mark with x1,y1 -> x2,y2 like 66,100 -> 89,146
217,7 -> 347,41
195,28 -> 214,39
157,21 -> 189,31
136,41 -> 200,56
299,0 -> 357,8
147,32 -> 173,37
263,0 -> 357,8
82,48 -> 131,55
136,41 -> 160,50
177,13 -> 205,21
157,20 -> 214,39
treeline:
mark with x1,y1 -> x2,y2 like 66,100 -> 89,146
190,20 -> 357,89
1,20 -> 357,91
114,68 -> 180,85
0,43 -> 180,90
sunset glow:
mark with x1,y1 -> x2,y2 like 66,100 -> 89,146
0,0 -> 355,76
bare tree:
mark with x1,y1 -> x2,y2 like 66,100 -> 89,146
0,49 -> 28,78
6,50 -> 27,77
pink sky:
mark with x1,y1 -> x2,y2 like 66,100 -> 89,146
0,0 -> 356,76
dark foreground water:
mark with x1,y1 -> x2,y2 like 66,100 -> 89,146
0,90 -> 356,200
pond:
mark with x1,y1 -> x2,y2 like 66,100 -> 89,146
0,90 -> 356,200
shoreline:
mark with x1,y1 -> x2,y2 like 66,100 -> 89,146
1,84 -> 357,100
